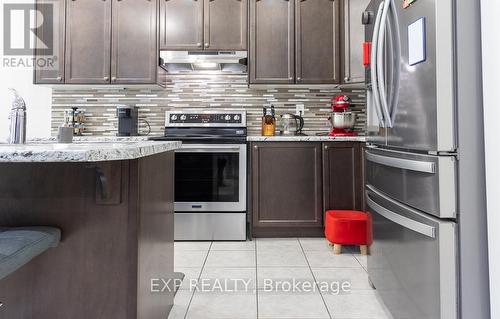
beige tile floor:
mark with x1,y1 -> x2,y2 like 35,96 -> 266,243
169,238 -> 390,319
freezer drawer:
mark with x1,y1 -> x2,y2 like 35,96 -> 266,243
366,186 -> 458,319
365,147 -> 456,219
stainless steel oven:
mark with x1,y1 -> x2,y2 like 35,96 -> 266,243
152,110 -> 248,241
175,144 -> 247,212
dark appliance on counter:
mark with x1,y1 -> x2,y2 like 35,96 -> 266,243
150,110 -> 247,241
364,0 -> 488,319
117,105 -> 138,136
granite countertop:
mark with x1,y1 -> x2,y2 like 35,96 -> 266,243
246,135 -> 367,142
0,139 -> 181,163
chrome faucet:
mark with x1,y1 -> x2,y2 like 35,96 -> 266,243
8,89 -> 27,144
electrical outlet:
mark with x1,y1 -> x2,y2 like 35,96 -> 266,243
295,104 -> 305,116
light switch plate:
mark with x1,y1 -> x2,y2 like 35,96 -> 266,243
295,104 -> 305,116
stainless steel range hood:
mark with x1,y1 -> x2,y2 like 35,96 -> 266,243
160,51 -> 247,73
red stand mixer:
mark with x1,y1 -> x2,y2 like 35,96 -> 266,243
328,95 -> 358,136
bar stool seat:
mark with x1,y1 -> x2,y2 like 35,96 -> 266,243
324,210 -> 373,255
0,227 -> 61,280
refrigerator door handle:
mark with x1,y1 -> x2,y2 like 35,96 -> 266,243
370,2 -> 386,128
376,0 -> 393,127
389,0 -> 401,123
366,151 -> 436,173
366,188 -> 436,238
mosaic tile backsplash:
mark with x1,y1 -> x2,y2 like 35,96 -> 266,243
52,73 -> 366,137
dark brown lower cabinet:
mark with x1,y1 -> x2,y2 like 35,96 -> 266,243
250,141 -> 363,238
0,152 -> 175,319
250,142 -> 324,237
322,142 -> 363,212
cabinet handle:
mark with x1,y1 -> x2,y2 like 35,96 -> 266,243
197,42 -> 202,47
297,77 -> 302,81
103,76 -> 109,81
254,145 -> 258,149
204,43 -> 210,48
56,76 -> 62,82
288,77 -> 293,81
95,167 -> 109,201
324,145 -> 328,149
344,76 -> 350,82
111,77 -> 117,82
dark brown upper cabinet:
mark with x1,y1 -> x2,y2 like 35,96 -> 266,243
341,0 -> 370,84
204,0 -> 248,50
322,142 -> 363,212
34,0 -> 66,84
251,142 -> 324,237
249,0 -> 295,84
37,0 -> 157,85
250,0 -> 341,85
296,0 -> 340,84
65,0 -> 112,84
160,0 -> 248,51
160,0 -> 204,50
111,0 -> 158,84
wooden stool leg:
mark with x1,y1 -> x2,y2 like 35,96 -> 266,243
333,244 -> 342,255
360,245 -> 369,255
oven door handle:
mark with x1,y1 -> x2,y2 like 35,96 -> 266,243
177,145 -> 243,152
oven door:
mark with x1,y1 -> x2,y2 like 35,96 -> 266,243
174,144 -> 247,212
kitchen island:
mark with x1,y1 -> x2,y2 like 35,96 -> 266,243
0,140 -> 180,319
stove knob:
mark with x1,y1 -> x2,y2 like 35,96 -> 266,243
171,114 -> 178,121
225,115 -> 231,121
234,114 -> 241,121
180,114 -> 187,121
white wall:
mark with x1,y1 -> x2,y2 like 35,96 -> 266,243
0,0 -> 52,142
480,1 -> 500,318
0,69 -> 52,142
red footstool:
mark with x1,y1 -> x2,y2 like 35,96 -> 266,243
324,210 -> 373,255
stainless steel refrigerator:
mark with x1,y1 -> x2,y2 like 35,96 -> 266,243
363,0 -> 490,318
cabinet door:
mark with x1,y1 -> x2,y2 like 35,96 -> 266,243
296,0 -> 340,84
251,142 -> 323,235
204,0 -> 247,50
111,0 -> 157,84
249,0 -> 294,84
342,0 -> 370,83
34,0 -> 65,84
65,0 -> 111,84
322,142 -> 363,211
160,0 -> 204,50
